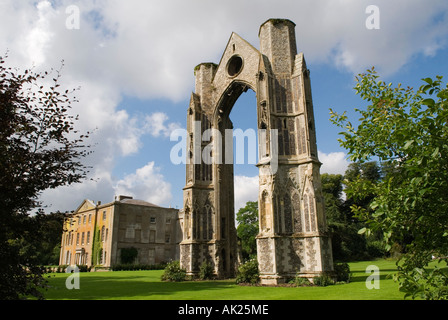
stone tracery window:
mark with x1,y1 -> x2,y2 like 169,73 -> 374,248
260,190 -> 269,232
292,192 -> 302,233
303,188 -> 316,232
283,193 -> 293,234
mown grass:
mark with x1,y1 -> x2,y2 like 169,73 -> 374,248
41,259 -> 406,300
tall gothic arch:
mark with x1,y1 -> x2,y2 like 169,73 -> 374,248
180,19 -> 333,284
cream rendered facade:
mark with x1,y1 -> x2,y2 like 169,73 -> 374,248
59,196 -> 182,268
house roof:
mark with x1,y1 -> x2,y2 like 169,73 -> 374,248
74,199 -> 96,213
119,198 -> 161,208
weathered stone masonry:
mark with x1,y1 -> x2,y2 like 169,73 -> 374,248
180,19 -> 334,284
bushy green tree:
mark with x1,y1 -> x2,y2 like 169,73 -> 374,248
199,261 -> 214,280
323,170 -> 386,261
323,173 -> 367,261
161,261 -> 186,282
30,211 -> 67,266
0,55 -> 91,299
236,201 -> 259,261
330,68 -> 448,299
235,258 -> 259,284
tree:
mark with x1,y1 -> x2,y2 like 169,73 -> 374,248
342,162 -> 389,259
24,211 -> 67,266
37,212 -> 67,266
322,173 -> 364,261
0,55 -> 91,299
120,247 -> 138,265
236,201 -> 259,261
330,68 -> 448,299
343,161 -> 382,214
322,171 -> 385,261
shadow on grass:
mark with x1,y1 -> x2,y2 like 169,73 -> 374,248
44,274 -> 237,300
349,262 -> 448,284
349,269 -> 397,283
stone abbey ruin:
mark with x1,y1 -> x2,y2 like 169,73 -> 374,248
180,19 -> 334,284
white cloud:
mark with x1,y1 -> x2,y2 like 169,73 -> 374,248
39,161 -> 173,212
144,112 -> 182,138
38,166 -> 116,212
234,175 -> 259,212
318,151 -> 350,175
25,0 -> 55,66
29,75 -> 176,210
111,110 -> 142,156
2,0 -> 447,212
114,162 -> 173,206
3,0 -> 448,92
4,0 -> 448,108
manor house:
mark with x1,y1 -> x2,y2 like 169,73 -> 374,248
59,195 -> 183,268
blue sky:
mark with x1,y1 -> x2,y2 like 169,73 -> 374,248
1,0 -> 447,212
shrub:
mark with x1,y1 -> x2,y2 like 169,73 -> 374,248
291,274 -> 311,286
111,263 -> 167,271
314,273 -> 335,287
366,240 -> 387,258
161,261 -> 186,282
236,259 -> 259,284
57,265 -> 68,273
199,261 -> 215,280
76,265 -> 91,272
398,264 -> 448,300
120,247 -> 138,265
333,262 -> 351,283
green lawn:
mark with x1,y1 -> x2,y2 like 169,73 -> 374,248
42,259 -> 406,300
